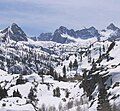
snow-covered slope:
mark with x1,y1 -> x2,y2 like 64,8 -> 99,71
0,23 -> 120,111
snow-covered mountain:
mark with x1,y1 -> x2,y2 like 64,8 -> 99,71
0,23 -> 120,111
100,23 -> 120,41
0,23 -> 28,42
36,26 -> 100,43
1,23 -> 120,44
32,23 -> 120,44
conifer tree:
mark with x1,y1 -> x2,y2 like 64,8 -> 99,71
103,45 -> 105,52
54,71 -> 58,80
56,87 -> 61,97
38,70 -> 44,84
88,50 -> 92,63
49,67 -> 54,76
99,47 -> 102,57
73,59 -> 78,70
28,87 -> 36,101
69,61 -> 73,71
53,87 -> 61,97
63,65 -> 66,78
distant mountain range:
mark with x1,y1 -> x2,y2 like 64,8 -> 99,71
37,26 -> 101,43
0,23 -> 120,43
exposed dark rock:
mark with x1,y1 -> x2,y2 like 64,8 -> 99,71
51,26 -> 100,43
1,23 -> 28,42
107,23 -> 119,31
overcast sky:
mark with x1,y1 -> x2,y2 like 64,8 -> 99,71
0,0 -> 120,36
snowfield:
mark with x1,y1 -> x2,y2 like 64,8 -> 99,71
0,25 -> 120,111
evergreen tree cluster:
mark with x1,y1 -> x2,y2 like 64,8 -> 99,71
13,89 -> 22,98
53,87 -> 61,97
68,59 -> 78,71
16,75 -> 27,85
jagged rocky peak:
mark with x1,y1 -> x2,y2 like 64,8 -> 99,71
68,29 -> 76,37
11,23 -> 19,28
54,26 -> 68,34
54,26 -> 76,36
88,26 -> 96,31
88,26 -> 100,36
59,26 -> 68,32
76,26 -> 100,39
107,23 -> 119,31
1,23 -> 28,42
34,25 -> 101,43
86,26 -> 98,33
11,23 -> 27,37
106,23 -> 120,41
51,25 -> 101,43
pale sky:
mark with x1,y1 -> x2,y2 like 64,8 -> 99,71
0,0 -> 120,36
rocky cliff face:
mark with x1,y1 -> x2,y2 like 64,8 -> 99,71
107,23 -> 119,31
51,26 -> 100,43
0,23 -> 28,42
107,23 -> 120,41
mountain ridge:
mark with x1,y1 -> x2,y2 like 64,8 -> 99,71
34,23 -> 120,43
0,23 -> 120,43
